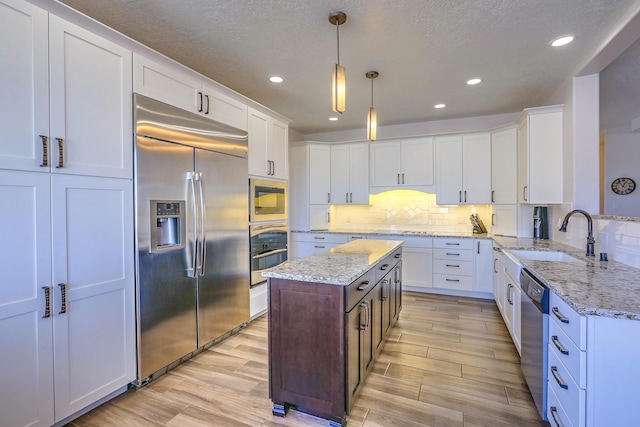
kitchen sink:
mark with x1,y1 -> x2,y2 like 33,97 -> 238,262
507,249 -> 585,264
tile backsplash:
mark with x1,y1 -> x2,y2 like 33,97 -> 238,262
331,190 -> 492,233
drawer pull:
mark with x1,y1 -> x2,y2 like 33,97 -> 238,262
551,335 -> 569,355
314,245 -> 326,249
446,242 -> 460,246
549,406 -> 565,427
358,280 -> 372,291
314,236 -> 325,240
394,253 -> 401,259
380,263 -> 389,271
552,307 -> 570,323
551,366 -> 569,389
446,264 -> 460,268
445,252 -> 460,256
445,278 -> 460,282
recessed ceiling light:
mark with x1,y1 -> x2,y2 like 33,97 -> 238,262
434,104 -> 446,109
466,78 -> 482,85
269,75 -> 284,83
551,35 -> 574,47
329,117 -> 339,121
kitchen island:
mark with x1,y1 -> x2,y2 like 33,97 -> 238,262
263,239 -> 403,427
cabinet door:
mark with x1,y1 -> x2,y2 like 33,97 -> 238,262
309,145 -> 331,204
403,246 -> 433,288
473,239 -> 493,293
492,204 -> 517,237
435,135 -> 463,204
349,143 -> 369,204
202,83 -> 248,131
248,108 -> 269,177
491,127 -> 517,204
370,141 -> 401,187
346,303 -> 365,410
269,119 -> 288,180
0,0 -> 49,172
49,16 -> 133,179
51,175 -> 135,420
330,144 -> 350,204
517,119 -> 529,203
462,133 -> 491,204
401,138 -> 434,186
0,171 -> 54,427
528,112 -> 563,203
133,54 -> 201,114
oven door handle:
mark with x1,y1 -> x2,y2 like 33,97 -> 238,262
252,248 -> 287,260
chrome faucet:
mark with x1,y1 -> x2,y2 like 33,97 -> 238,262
558,210 -> 595,256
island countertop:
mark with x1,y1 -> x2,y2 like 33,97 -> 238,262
262,239 -> 403,285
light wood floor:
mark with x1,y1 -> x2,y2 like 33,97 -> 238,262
67,292 -> 548,427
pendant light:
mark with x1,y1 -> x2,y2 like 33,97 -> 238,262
366,71 -> 378,141
329,12 -> 347,113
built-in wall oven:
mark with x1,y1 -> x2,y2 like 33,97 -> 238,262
249,179 -> 288,222
250,222 -> 288,287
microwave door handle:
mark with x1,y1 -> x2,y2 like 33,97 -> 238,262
186,172 -> 197,278
253,247 -> 287,260
197,172 -> 206,276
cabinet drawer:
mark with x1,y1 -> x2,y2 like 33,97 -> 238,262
547,385 -> 575,427
295,241 -> 341,258
345,268 -> 377,312
375,249 -> 402,283
549,292 -> 587,350
294,232 -> 348,244
433,238 -> 473,250
433,248 -> 473,261
433,259 -> 473,276
549,318 -> 586,388
432,274 -> 473,291
548,347 -> 586,427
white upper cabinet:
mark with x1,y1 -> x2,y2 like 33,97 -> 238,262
436,133 -> 491,204
0,4 -> 132,179
370,137 -> 434,189
331,143 -> 369,204
309,144 -> 331,204
248,107 -> 288,180
491,127 -> 517,204
517,106 -> 563,204
289,143 -> 331,231
134,54 -> 248,131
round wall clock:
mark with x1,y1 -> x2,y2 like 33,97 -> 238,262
611,177 -> 636,195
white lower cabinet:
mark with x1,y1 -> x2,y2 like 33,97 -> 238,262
0,171 -> 135,426
547,292 -> 640,426
496,250 -> 521,354
291,232 -> 349,259
432,238 -> 474,291
473,239 -> 494,293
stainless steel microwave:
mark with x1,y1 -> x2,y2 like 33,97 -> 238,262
249,179 -> 288,222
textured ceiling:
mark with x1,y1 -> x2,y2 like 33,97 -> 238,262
58,0 -> 638,136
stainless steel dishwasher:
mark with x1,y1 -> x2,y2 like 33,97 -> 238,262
520,268 -> 549,421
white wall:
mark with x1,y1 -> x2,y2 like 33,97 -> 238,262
604,125 -> 640,216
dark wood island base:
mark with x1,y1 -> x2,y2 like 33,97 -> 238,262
264,240 -> 403,426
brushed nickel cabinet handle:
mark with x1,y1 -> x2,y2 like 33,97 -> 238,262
350,192 -> 353,203
464,190 -> 467,203
446,278 -> 460,282
401,173 -> 405,184
198,92 -> 204,112
55,138 -> 64,168
445,252 -> 460,256
204,94 -> 210,114
346,193 -> 349,203
459,190 -> 462,203
446,264 -> 460,268
42,286 -> 51,318
552,307 -> 570,323
381,279 -> 389,301
359,302 -> 367,330
327,192 -> 330,203
380,263 -> 389,271
551,335 -> 570,355
397,173 -> 400,184
491,190 -> 495,203
549,406 -> 565,427
58,283 -> 67,314
523,185 -> 528,202
551,366 -> 568,389
492,213 -> 496,226
39,135 -> 49,167
327,212 -> 331,223
493,258 -> 498,273
358,280 -> 372,291
477,241 -> 480,254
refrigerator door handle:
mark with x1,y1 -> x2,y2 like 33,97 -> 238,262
187,172 -> 198,278
197,172 -> 207,276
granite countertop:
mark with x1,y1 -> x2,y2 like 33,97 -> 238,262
493,236 -> 640,321
263,239 -> 403,285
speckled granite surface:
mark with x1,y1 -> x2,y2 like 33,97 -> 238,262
263,239 -> 403,285
493,236 -> 640,321
290,229 -> 640,321
292,228 -> 492,239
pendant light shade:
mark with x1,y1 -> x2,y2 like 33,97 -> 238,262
366,71 -> 378,141
329,12 -> 347,113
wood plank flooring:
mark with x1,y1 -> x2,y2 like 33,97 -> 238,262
67,292 -> 548,427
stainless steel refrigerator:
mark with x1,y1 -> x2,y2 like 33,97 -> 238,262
134,94 -> 250,380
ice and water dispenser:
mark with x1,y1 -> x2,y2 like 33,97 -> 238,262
150,200 -> 186,253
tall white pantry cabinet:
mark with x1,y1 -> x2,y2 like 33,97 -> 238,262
0,1 -> 135,426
